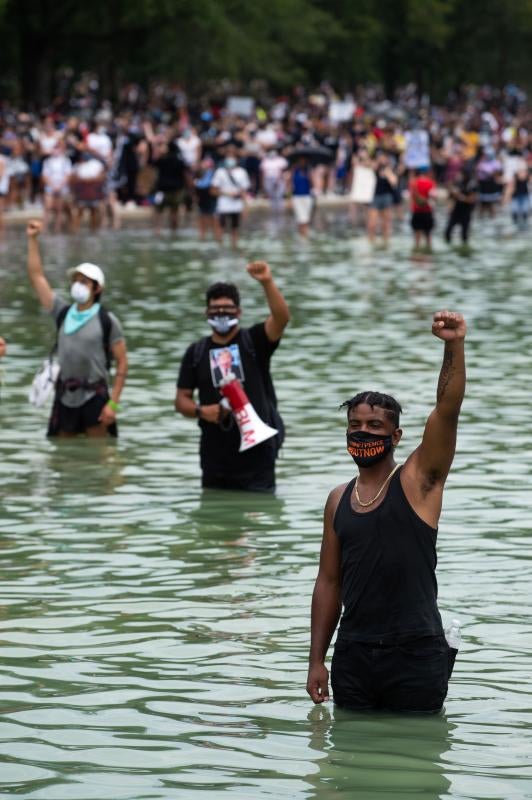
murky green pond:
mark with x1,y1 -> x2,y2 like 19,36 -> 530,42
1,210 -> 531,798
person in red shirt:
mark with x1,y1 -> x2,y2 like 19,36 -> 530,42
409,168 -> 437,251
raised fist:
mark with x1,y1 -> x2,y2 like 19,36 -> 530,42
246,260 -> 272,283
432,310 -> 467,341
26,220 -> 43,238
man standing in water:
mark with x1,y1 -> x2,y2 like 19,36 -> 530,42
175,261 -> 290,492
307,310 -> 466,712
26,220 -> 128,437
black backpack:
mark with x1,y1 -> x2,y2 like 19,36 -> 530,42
192,329 -> 285,452
55,304 -> 113,370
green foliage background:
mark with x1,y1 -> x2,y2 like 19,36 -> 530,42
1,0 -> 531,105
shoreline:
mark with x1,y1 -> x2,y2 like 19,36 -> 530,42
1,190 -> 454,228
1,194 -> 352,228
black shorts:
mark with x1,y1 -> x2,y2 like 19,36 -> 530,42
47,393 -> 117,437
411,211 -> 434,232
202,465 -> 275,493
218,212 -> 241,230
331,635 -> 455,713
198,198 -> 217,215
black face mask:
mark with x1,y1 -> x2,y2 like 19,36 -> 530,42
346,431 -> 393,467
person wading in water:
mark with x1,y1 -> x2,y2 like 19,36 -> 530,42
307,310 -> 466,713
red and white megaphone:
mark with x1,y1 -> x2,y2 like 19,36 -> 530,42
219,372 -> 278,452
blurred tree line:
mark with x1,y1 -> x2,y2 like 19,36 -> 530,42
0,0 -> 531,106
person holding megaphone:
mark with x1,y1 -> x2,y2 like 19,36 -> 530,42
175,261 -> 290,492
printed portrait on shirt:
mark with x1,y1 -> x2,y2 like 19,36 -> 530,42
210,344 -> 244,386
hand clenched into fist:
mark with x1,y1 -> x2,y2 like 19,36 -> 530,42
432,310 -> 466,341
26,219 -> 43,238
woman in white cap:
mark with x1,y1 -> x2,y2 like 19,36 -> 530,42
26,219 -> 128,437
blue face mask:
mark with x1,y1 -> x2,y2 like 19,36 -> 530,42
208,315 -> 239,336
225,157 -> 237,169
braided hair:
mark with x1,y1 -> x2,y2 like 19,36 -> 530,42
340,391 -> 402,428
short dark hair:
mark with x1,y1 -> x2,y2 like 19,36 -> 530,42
340,391 -> 402,428
206,282 -> 240,307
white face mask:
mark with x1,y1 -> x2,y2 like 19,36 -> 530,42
207,316 -> 239,335
70,281 -> 91,305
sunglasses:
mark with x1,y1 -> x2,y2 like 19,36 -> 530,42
207,306 -> 238,316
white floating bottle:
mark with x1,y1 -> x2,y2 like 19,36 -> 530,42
446,618 -> 461,650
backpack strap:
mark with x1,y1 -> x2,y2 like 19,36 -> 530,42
192,336 -> 211,369
224,168 -> 242,190
54,303 -> 113,370
53,304 -> 70,358
98,306 -> 113,370
239,328 -> 256,361
55,304 -> 69,332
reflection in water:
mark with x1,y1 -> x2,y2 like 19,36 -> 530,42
32,438 -> 125,499
191,488 -> 287,540
307,704 -> 453,799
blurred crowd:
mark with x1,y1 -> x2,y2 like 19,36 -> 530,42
0,77 -> 530,240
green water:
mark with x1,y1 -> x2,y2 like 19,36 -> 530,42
1,212 -> 531,798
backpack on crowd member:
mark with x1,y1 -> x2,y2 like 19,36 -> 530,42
29,304 -> 114,407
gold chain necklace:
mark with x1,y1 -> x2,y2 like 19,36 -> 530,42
354,464 -> 401,508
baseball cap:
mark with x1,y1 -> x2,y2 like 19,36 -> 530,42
68,262 -> 105,287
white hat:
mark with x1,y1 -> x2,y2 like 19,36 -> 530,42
68,262 -> 105,287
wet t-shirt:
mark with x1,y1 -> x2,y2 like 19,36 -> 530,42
177,324 -> 280,478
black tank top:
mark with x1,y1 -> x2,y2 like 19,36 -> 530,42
374,168 -> 393,196
334,467 -> 443,644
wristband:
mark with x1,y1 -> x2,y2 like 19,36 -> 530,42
107,399 -> 120,412
195,404 -> 202,419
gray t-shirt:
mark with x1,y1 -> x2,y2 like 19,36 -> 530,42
50,293 -> 124,408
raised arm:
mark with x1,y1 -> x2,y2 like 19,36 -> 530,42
402,310 -> 466,525
246,261 -> 290,343
26,220 -> 54,311
306,486 -> 343,704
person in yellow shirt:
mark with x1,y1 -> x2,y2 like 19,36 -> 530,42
460,125 -> 480,163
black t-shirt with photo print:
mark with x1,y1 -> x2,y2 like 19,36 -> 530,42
177,323 -> 281,481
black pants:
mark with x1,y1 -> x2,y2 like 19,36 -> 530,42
331,635 -> 456,713
202,465 -> 275,493
445,204 -> 473,243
